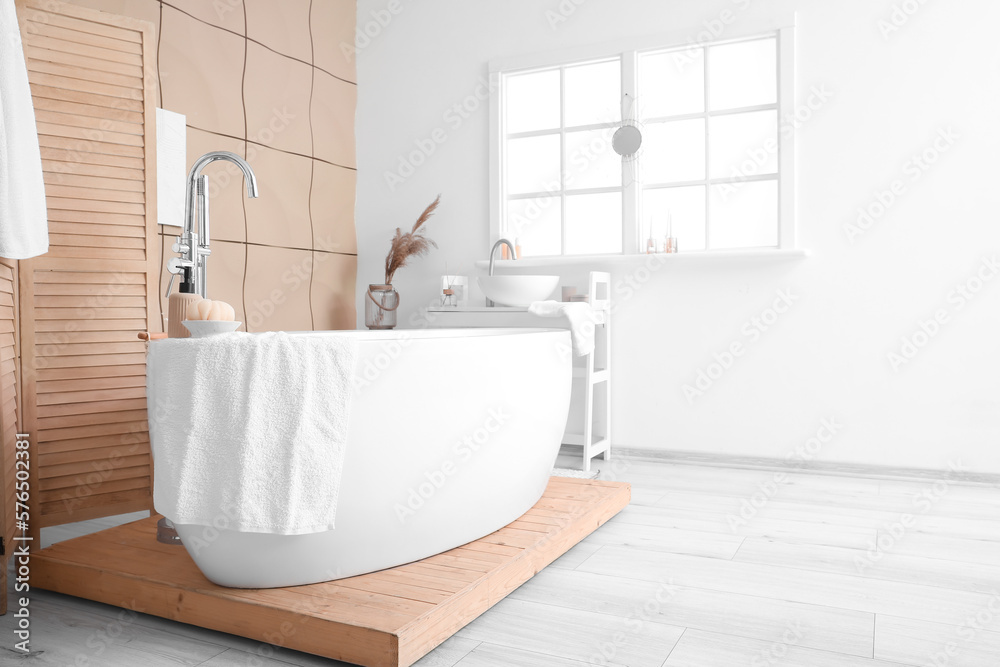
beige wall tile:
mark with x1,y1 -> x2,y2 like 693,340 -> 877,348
159,6 -> 245,137
311,69 -> 356,167
311,252 -> 357,330
185,128 -> 248,243
244,145 -> 313,249
311,0 -> 356,83
245,0 -> 311,63
244,42 -> 313,156
244,245 -> 313,332
167,0 -> 244,34
204,240 -> 248,328
310,160 -> 356,255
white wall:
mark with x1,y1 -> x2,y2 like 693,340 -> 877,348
356,0 -> 1000,474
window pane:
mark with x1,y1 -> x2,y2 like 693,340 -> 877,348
564,128 -> 620,190
709,38 -> 776,111
643,186 -> 706,251
639,50 -> 704,118
641,118 -> 705,184
709,179 -> 778,249
506,196 -> 561,257
506,69 -> 560,134
565,192 -> 622,255
564,59 -> 620,127
709,110 -> 778,179
506,134 -> 561,195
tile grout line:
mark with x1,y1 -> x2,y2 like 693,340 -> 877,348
872,612 -> 877,659
159,0 -> 356,85
563,547 -> 982,625
585,538 -> 1000,599
155,0 -> 166,330
185,124 -> 357,172
659,626 -> 686,667
730,536 -> 746,560
175,236 -> 357,257
306,0 -> 316,331
239,0 -> 250,331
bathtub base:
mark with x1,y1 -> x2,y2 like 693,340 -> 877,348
31,477 -> 630,667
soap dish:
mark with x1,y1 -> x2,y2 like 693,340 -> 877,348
183,320 -> 242,338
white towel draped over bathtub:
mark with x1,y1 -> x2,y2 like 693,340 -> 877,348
0,0 -> 49,259
147,332 -> 359,535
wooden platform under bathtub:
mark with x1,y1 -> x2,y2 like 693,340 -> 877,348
31,477 -> 630,667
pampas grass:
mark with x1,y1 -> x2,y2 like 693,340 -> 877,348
384,195 -> 439,285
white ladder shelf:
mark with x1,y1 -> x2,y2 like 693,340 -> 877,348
562,271 -> 611,472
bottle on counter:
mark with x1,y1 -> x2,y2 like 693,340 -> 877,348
167,267 -> 202,338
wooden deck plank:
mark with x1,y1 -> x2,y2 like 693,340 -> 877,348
32,477 -> 631,667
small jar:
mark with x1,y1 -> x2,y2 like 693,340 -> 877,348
365,284 -> 399,329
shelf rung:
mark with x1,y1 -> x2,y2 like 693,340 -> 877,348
562,434 -> 609,451
572,368 -> 609,382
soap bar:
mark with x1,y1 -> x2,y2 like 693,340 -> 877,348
189,298 -> 236,321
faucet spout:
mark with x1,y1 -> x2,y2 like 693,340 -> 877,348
177,151 -> 259,298
488,238 -> 516,276
486,238 -> 517,307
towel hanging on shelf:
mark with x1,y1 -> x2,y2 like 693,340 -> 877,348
528,300 -> 597,356
0,0 -> 48,259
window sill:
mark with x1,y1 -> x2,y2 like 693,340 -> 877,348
473,248 -> 809,270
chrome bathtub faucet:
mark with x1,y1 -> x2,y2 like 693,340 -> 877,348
168,151 -> 259,298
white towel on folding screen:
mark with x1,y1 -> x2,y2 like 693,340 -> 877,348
147,332 -> 358,535
0,0 -> 49,259
528,300 -> 596,356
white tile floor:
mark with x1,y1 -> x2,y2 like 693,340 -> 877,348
4,455 -> 1000,666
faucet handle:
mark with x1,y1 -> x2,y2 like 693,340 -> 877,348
165,257 -> 194,297
172,238 -> 190,255
167,256 -> 193,274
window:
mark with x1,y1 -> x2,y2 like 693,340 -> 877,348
491,28 -> 795,258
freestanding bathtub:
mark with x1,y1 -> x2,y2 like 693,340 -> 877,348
168,327 -> 572,588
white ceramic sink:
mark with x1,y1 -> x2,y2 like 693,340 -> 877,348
478,275 -> 559,307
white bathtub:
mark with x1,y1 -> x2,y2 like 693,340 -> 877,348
170,327 -> 572,588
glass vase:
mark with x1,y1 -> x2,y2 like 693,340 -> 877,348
365,283 -> 399,329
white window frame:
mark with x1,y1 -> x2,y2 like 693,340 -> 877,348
489,15 -> 797,259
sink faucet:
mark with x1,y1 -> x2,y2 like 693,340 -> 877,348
168,151 -> 259,298
486,238 -> 517,306
488,238 -> 516,276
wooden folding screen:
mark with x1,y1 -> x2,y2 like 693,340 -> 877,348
0,259 -> 18,613
15,0 -> 157,542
